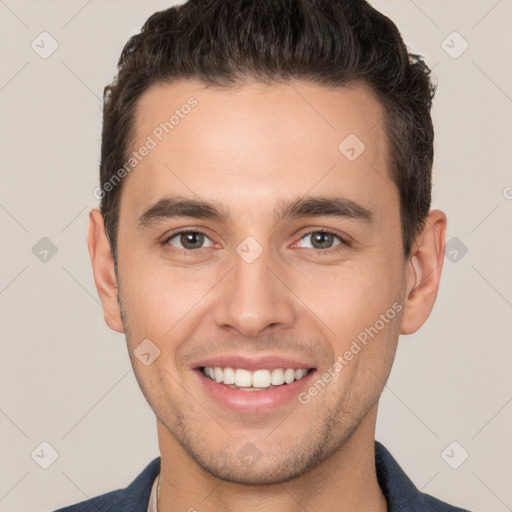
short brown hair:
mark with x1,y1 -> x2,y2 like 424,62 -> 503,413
100,0 -> 436,266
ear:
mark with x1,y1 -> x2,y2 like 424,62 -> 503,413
400,210 -> 447,335
87,208 -> 124,333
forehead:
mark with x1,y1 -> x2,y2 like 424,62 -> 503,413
123,79 -> 394,218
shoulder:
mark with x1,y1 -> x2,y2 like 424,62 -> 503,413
375,441 -> 472,512
422,493 -> 473,512
53,457 -> 160,512
53,488 -> 123,512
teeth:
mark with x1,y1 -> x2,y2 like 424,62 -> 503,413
222,367 -> 235,385
201,366 -> 310,389
234,369 -> 252,387
284,368 -> 295,384
271,369 -> 285,385
295,369 -> 307,380
252,370 -> 271,388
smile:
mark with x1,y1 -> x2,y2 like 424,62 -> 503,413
195,365 -> 317,413
200,366 -> 312,391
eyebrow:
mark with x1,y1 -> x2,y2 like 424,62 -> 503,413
137,195 -> 374,227
276,196 -> 374,224
137,197 -> 229,226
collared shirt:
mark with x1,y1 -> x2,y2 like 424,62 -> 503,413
54,441 -> 473,511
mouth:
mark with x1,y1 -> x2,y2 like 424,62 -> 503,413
194,365 -> 317,413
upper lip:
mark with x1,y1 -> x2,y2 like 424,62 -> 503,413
193,354 -> 316,371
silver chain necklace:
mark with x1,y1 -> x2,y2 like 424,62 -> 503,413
156,474 -> 161,512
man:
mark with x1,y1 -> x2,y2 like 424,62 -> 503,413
56,0 -> 471,510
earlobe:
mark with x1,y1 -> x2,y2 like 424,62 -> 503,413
87,208 -> 124,333
400,210 -> 447,335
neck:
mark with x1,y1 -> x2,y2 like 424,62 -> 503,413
156,405 -> 386,512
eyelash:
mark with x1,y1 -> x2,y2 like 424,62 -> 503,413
162,229 -> 215,256
162,228 -> 350,254
295,228 -> 350,253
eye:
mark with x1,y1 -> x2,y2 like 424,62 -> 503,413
165,230 -> 214,250
297,230 -> 344,250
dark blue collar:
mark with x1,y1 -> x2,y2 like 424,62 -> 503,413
374,441 -> 471,511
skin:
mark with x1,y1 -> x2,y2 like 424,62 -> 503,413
88,79 -> 446,512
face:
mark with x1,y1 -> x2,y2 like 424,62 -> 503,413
91,79 -> 435,485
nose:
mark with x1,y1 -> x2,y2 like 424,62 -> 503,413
212,247 -> 295,338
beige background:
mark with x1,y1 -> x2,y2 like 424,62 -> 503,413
0,1 -> 511,511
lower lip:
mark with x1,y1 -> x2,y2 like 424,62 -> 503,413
194,368 -> 316,414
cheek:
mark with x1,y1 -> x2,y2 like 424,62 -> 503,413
289,252 -> 404,402
320,299 -> 402,415
289,251 -> 404,337
118,257 -> 216,341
